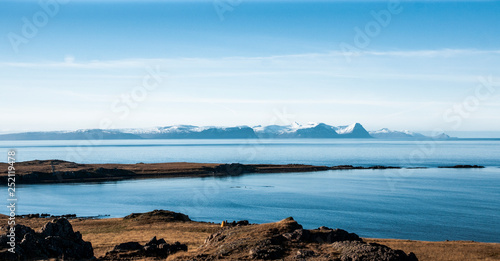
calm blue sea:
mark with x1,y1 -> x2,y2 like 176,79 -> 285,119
1,139 -> 500,167
1,139 -> 499,242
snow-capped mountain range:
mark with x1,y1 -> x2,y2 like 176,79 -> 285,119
250,123 -> 371,138
368,128 -> 451,140
0,123 -> 452,140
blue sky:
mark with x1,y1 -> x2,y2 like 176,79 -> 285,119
0,0 -> 499,135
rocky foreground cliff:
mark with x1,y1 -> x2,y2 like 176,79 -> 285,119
0,210 -> 420,260
1,210 -> 498,260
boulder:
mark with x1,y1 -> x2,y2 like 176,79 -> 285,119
123,209 -> 191,222
307,228 -> 362,243
101,237 -> 187,260
332,241 -> 418,261
39,218 -> 76,238
145,236 -> 166,247
282,227 -> 361,244
113,242 -> 143,251
0,219 -> 94,260
187,217 -> 418,260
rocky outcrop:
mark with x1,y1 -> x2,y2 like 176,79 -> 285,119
123,209 -> 191,222
283,226 -> 362,244
0,168 -> 136,184
183,217 -> 418,261
330,165 -> 402,170
0,160 -> 337,185
0,218 -> 94,260
332,241 -> 418,261
101,236 -> 187,260
438,165 -> 485,169
206,163 -> 258,176
221,220 -> 250,228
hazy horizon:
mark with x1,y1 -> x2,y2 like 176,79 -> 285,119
2,124 -> 500,139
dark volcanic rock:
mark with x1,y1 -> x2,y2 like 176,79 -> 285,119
307,227 -> 362,244
113,242 -> 143,251
222,220 -> 250,228
2,167 -> 137,184
101,237 -> 187,260
123,209 -> 191,222
368,166 -> 402,169
332,241 -> 418,261
39,218 -> 76,238
248,244 -> 284,259
145,236 -> 167,247
330,165 -> 402,170
208,163 -> 257,176
187,217 -> 418,261
438,165 -> 485,169
0,219 -> 94,260
282,226 -> 361,244
296,249 -> 316,258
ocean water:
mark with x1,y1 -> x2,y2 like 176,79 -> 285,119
1,139 -> 499,242
1,139 -> 500,167
4,168 -> 500,243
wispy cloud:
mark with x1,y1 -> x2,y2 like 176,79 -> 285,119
354,49 -> 500,57
2,49 -> 499,69
147,96 -> 446,107
0,59 -> 157,69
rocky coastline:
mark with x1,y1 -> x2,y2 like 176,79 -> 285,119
1,210 -> 418,261
0,160 -> 484,185
1,210 -> 498,260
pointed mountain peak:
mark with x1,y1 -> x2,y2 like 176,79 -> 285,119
335,123 -> 371,138
315,123 -> 330,128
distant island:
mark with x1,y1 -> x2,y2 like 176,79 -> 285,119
0,160 -> 482,185
0,160 -> 394,184
0,122 -> 453,140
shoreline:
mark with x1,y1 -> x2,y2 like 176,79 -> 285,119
8,212 -> 500,244
0,160 -> 486,184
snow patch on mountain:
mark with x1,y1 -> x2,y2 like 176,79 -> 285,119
335,123 -> 362,135
0,123 -> 454,140
369,128 -> 451,139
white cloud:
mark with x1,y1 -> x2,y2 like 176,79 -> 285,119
350,49 -> 500,57
64,55 -> 75,64
2,49 -> 499,69
2,48 -> 499,131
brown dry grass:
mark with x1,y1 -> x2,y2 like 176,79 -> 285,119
170,218 -> 344,261
0,160 -> 220,177
366,238 -> 500,261
1,215 -> 499,260
0,160 -> 330,183
75,219 -> 220,258
0,215 -> 219,258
